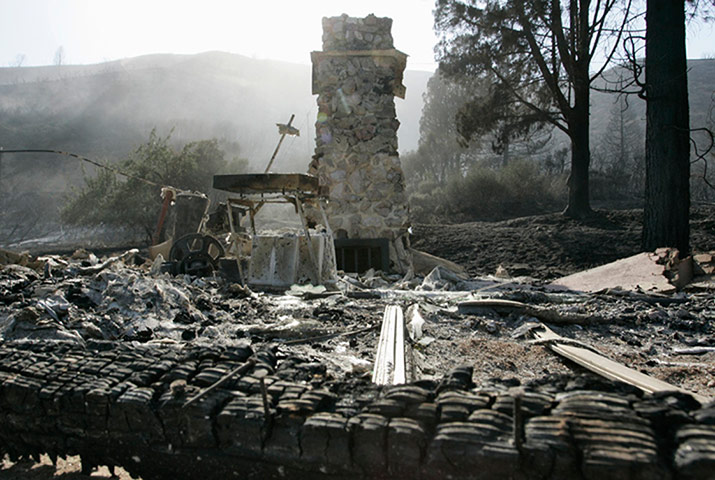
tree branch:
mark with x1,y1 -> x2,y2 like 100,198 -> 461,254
516,2 -> 572,115
550,0 -> 576,81
689,127 -> 715,192
490,66 -> 570,134
590,0 -> 634,82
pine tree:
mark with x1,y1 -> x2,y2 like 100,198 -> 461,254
642,0 -> 690,254
434,0 -> 634,217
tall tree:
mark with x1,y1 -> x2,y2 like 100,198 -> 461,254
641,0 -> 690,253
435,0 -> 633,217
53,46 -> 65,66
409,73 -> 486,183
594,95 -> 644,194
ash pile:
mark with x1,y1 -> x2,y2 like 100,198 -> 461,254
0,243 -> 714,479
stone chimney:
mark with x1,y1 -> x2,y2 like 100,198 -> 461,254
309,14 -> 411,273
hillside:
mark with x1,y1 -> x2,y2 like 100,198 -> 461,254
0,52 -> 430,161
590,58 -> 715,138
0,52 -> 432,246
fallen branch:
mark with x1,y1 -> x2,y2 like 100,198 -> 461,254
183,359 -> 256,408
597,288 -> 687,305
673,346 -> 715,355
77,249 -> 138,276
458,299 -> 611,325
523,306 -> 609,325
652,358 -> 711,368
279,325 -> 378,346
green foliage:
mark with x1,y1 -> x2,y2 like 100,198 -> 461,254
434,0 -> 566,144
404,70 -> 566,223
450,159 -> 563,220
405,178 -> 450,223
60,169 -> 119,225
408,159 -> 564,223
434,0 -> 636,216
62,130 -> 244,238
409,73 -> 486,183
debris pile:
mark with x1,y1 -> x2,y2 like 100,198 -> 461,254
1,246 -> 714,394
0,243 -> 714,477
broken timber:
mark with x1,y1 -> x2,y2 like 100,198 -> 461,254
372,305 -> 406,385
458,298 -> 610,325
1,341 -> 714,479
533,325 -> 710,405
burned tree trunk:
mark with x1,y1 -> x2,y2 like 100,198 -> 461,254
642,0 -> 690,254
563,59 -> 593,219
564,103 -> 592,218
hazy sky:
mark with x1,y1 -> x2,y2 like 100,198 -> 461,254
0,0 -> 438,70
0,0 -> 713,71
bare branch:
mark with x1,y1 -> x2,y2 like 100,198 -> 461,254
490,66 -> 570,134
516,2 -> 572,114
550,0 -> 576,80
619,34 -> 647,99
590,0 -> 634,81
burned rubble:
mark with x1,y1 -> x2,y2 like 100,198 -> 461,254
1,11 -> 714,480
0,240 -> 714,479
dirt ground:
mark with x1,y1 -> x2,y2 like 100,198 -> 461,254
1,206 -> 713,479
412,206 -> 715,280
408,205 -> 715,396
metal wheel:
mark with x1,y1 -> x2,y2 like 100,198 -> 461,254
169,233 -> 225,276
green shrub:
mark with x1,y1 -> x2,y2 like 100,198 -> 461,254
406,179 -> 449,223
62,130 -> 243,239
407,158 -> 564,222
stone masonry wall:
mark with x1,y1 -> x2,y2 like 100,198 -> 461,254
309,14 -> 411,272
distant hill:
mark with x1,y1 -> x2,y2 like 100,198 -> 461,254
590,58 -> 715,137
0,51 -> 430,162
0,52 -> 432,246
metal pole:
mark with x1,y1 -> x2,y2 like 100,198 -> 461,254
264,114 -> 295,173
295,197 -> 321,285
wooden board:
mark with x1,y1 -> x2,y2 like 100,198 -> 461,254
534,325 -> 710,405
213,173 -> 320,194
373,305 -> 406,385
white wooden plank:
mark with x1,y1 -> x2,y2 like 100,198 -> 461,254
373,305 -> 407,385
534,325 -> 710,405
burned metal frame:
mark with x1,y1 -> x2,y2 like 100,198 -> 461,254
213,173 -> 332,285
